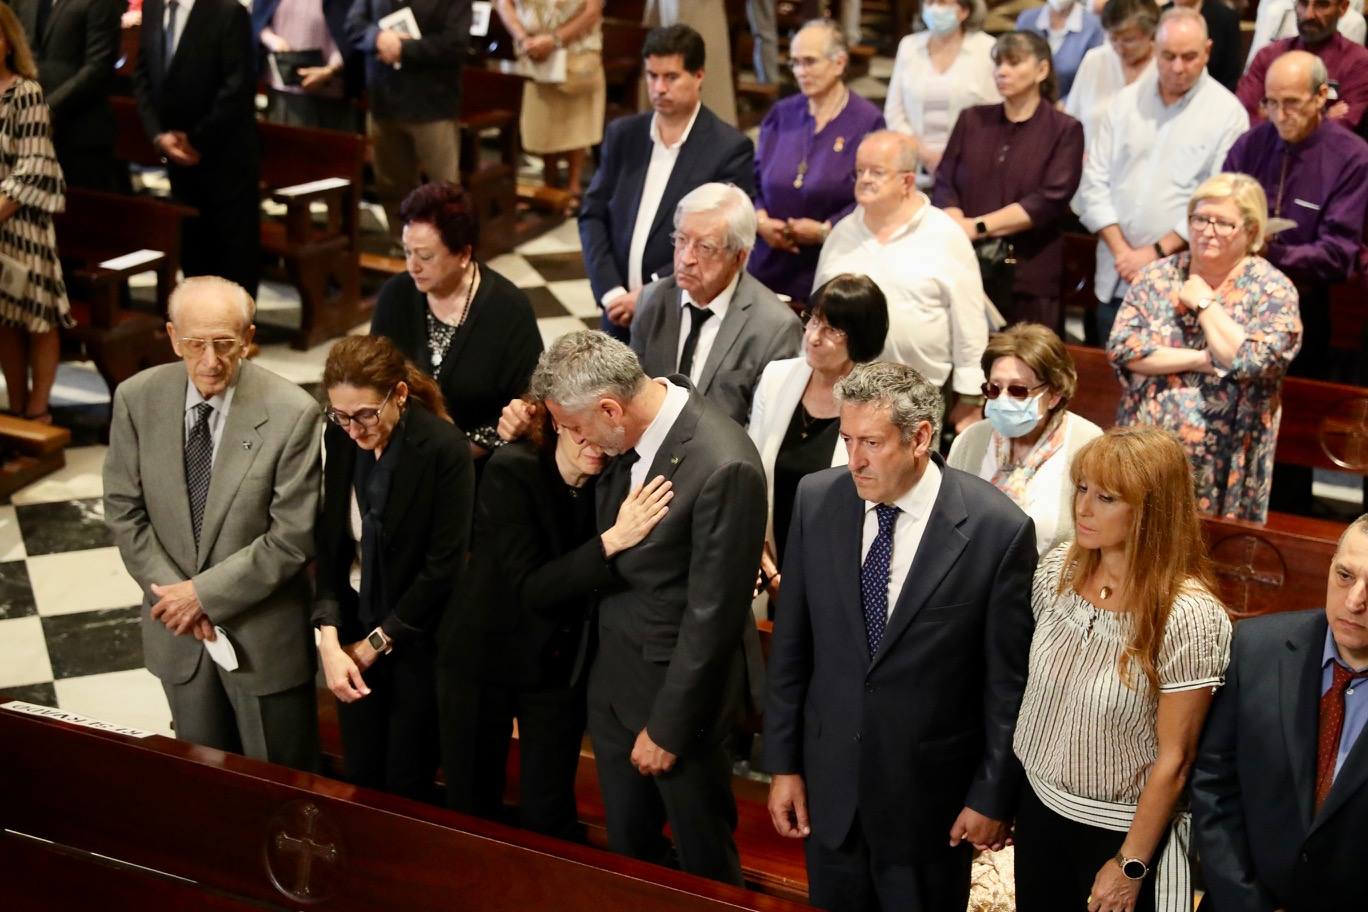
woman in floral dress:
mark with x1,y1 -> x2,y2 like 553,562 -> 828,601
1107,173 -> 1300,522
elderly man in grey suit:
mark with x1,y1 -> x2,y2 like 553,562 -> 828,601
530,330 -> 768,885
104,276 -> 322,771
631,182 -> 801,427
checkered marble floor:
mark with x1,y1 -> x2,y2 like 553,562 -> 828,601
0,218 -> 600,734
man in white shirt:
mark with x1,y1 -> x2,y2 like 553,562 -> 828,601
1074,5 -> 1248,341
630,183 -> 801,426
764,360 -> 1036,912
814,130 -> 991,434
578,24 -> 753,342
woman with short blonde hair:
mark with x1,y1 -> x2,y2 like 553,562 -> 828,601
1013,425 -> 1232,912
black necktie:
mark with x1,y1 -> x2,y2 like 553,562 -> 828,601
34,0 -> 52,48
678,304 -> 715,377
164,0 -> 180,71
185,402 -> 213,545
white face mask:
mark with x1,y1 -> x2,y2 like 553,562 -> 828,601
1046,0 -> 1075,13
921,3 -> 961,34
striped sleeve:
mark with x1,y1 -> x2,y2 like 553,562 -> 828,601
1030,543 -> 1071,620
1157,587 -> 1233,693
0,82 -> 65,215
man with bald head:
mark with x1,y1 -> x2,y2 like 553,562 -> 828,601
104,276 -> 323,770
1239,0 -> 1368,131
1075,6 -> 1248,341
814,130 -> 991,434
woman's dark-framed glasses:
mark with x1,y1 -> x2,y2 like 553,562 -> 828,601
981,380 -> 1048,400
326,387 -> 394,428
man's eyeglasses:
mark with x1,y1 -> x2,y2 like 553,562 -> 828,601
1260,95 -> 1316,114
981,380 -> 1048,400
326,387 -> 394,428
1188,213 -> 1242,237
801,312 -> 848,343
671,232 -> 730,260
179,337 -> 242,358
855,167 -> 911,182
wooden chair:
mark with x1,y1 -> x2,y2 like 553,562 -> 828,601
459,67 -> 523,261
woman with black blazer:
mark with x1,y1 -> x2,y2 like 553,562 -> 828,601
438,403 -> 671,839
370,181 -> 543,464
314,334 -> 475,802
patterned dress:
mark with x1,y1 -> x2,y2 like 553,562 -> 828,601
1107,253 -> 1301,522
0,78 -> 66,333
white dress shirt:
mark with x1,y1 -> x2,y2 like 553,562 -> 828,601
602,103 -> 702,307
629,377 -> 690,492
1064,44 -> 1154,151
183,374 -> 236,469
1074,70 -> 1248,303
164,0 -> 198,62
675,269 -> 739,383
1246,0 -> 1366,66
861,459 -> 942,621
813,195 -> 989,394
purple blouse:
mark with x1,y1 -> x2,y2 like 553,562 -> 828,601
747,91 -> 885,303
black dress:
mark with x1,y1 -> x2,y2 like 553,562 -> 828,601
370,265 -> 543,455
437,440 -> 619,839
772,403 -> 839,566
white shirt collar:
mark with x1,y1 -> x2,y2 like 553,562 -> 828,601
650,103 -> 702,151
863,457 -> 942,523
680,268 -> 741,316
1035,2 -> 1084,33
1150,68 -> 1208,110
856,192 -> 933,244
633,377 -> 689,466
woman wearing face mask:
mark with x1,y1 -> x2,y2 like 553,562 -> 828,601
884,0 -> 998,183
947,322 -> 1102,556
438,396 -> 672,838
1014,0 -> 1105,99
1108,173 -> 1300,523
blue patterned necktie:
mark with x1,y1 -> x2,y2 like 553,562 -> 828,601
860,503 -> 900,657
185,402 -> 213,545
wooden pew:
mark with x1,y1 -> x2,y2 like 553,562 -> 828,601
460,67 -> 522,261
1200,512 -> 1341,617
0,700 -> 810,912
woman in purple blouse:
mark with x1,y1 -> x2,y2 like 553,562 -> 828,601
934,31 -> 1084,331
748,18 -> 884,305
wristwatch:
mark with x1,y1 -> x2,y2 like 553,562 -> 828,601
974,219 -> 988,237
1194,296 -> 1217,313
367,627 -> 393,655
1115,852 -> 1149,880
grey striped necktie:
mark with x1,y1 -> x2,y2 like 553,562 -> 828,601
185,401 -> 213,544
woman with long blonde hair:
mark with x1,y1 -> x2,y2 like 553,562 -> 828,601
1012,425 -> 1232,912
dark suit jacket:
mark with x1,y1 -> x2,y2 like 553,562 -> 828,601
345,0 -> 469,122
314,404 -> 474,647
578,106 -> 755,304
591,381 -> 768,755
1192,609 -> 1368,911
132,0 -> 258,168
630,271 -> 801,426
8,0 -> 120,154
370,267 -> 542,445
763,460 -> 1037,859
444,440 -> 618,688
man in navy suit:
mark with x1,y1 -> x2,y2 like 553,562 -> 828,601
1191,516 -> 1368,911
578,23 -> 753,342
763,361 -> 1037,912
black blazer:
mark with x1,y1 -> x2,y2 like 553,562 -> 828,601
578,105 -> 755,303
7,0 -> 120,153
344,0 -> 469,122
763,460 -> 1037,858
132,0 -> 258,166
591,382 -> 769,755
1192,609 -> 1368,911
313,404 -> 475,646
369,266 -> 542,446
443,441 -> 618,688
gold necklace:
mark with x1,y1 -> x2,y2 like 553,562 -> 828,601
1098,585 -> 1113,601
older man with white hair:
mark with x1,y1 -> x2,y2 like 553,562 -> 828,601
631,181 -> 802,426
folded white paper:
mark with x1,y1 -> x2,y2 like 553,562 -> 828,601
204,627 -> 239,671
378,7 -> 421,38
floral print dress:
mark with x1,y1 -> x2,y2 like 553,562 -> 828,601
1107,253 -> 1301,522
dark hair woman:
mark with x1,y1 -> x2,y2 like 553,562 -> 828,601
313,334 -> 475,801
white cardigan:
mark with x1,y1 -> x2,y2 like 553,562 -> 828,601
884,30 -> 1000,154
747,357 -> 849,551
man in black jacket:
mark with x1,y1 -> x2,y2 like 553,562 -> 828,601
9,0 -> 121,189
133,0 -> 260,295
346,0 -> 471,248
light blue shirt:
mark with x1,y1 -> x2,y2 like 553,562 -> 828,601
1322,626 -> 1368,781
1017,4 -> 1104,99
183,375 -> 236,469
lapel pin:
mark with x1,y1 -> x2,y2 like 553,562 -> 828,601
242,441 -> 252,450
670,455 -> 680,465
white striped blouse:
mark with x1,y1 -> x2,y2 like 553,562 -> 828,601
1013,545 -> 1232,806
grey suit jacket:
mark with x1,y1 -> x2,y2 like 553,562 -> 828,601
104,361 -> 322,697
592,382 -> 768,755
630,271 -> 801,426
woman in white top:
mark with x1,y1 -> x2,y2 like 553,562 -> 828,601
747,274 -> 888,598
884,0 -> 998,183
1012,425 -> 1232,912
947,323 -> 1102,555
1065,0 -> 1159,148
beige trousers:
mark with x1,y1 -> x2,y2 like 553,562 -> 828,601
367,115 -> 461,244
